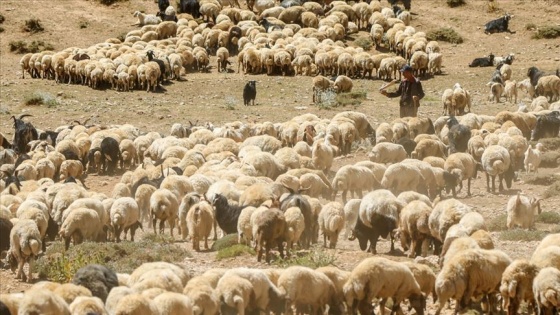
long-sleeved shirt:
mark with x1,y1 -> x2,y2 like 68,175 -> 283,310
386,78 -> 425,107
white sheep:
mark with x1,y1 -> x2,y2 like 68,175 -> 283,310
532,267 -> 560,315
318,201 -> 345,249
187,201 -> 214,251
331,165 -> 379,203
283,206 -> 305,253
536,75 -> 560,102
17,289 -> 71,315
113,293 -> 159,315
59,208 -> 106,250
183,277 -> 220,315
150,189 -> 179,237
506,193 -> 541,230
68,296 -> 107,315
133,11 -> 162,26
398,200 -> 432,258
343,199 -> 361,239
110,197 -> 141,242
53,283 -> 92,305
215,274 -> 254,315
343,257 -> 425,315
6,219 -> 42,283
368,142 -> 407,164
500,259 -> 539,315
524,142 -> 543,174
481,145 -> 513,193
434,248 -> 512,315
152,292 -> 194,315
277,266 -> 343,315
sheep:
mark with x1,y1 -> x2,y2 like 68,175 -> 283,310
283,206 -> 305,253
72,264 -> 119,302
381,162 -> 423,195
481,144 -> 514,193
183,277 -> 220,315
434,248 -> 512,315
211,193 -> 245,236
59,208 -> 106,250
187,201 -> 214,251
312,75 -> 334,103
133,11 -> 162,26
333,75 -> 353,93
505,193 -> 541,230
318,201 -> 345,249
17,289 -> 71,315
113,293 -> 159,315
398,200 -> 432,258
536,75 -> 560,102
447,116 -> 472,154
253,207 -> 286,263
277,266 -> 343,315
312,137 -> 337,174
0,217 -> 13,253
428,198 -> 472,253
353,189 -> 403,254
500,259 -> 540,315
216,274 -> 254,315
488,82 -> 504,103
150,189 -> 179,237
331,165 -> 379,204
443,152 -> 478,197
343,257 -> 425,315
53,283 -> 92,305
530,112 -> 560,141
6,219 -> 42,283
110,197 -> 141,242
412,139 -> 447,160
68,296 -> 107,315
368,142 -> 407,164
532,267 -> 560,315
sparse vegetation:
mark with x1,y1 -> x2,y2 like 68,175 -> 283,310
543,180 -> 560,199
116,32 -> 126,43
0,14 -> 5,24
538,138 -> 560,151
540,151 -> 560,168
499,229 -> 549,242
316,88 -> 338,109
0,27 -> 4,33
24,91 -> 59,107
487,214 -> 507,231
274,247 -> 336,268
525,23 -> 537,31
446,0 -> 465,8
78,20 -> 89,29
9,40 -> 54,54
354,36 -> 373,51
537,211 -> 560,224
524,174 -> 558,186
96,0 -> 128,5
36,239 -> 191,283
336,90 -> 367,107
22,18 -> 44,33
427,27 -> 464,44
217,244 -> 255,260
486,0 -> 498,13
532,25 -> 560,39
210,234 -> 239,251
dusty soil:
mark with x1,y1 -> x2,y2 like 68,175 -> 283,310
1,0 -> 560,311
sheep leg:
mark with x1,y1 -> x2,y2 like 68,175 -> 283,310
152,218 -> 158,235
341,190 -> 347,204
26,257 -> 34,283
204,236 -> 209,250
277,240 -> 285,259
159,219 -> 166,235
379,298 -> 388,315
265,242 -> 272,263
408,238 -> 417,258
213,220 -> 218,240
498,174 -> 504,191
323,233 -> 328,248
467,178 -> 472,196
16,257 -> 24,280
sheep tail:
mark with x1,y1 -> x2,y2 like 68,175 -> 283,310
192,305 -> 202,315
507,280 -> 517,298
28,239 -> 41,256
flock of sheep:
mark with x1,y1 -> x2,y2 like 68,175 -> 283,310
17,0 -> 444,96
1,103 -> 560,314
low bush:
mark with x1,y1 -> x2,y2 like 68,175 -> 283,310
210,234 -> 238,251
9,40 -> 54,54
427,27 -> 463,44
22,18 -> 44,33
217,244 -> 255,260
24,91 -> 59,107
354,36 -> 373,51
446,0 -> 465,8
532,25 -> 560,39
274,247 -> 336,268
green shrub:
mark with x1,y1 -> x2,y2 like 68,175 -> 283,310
487,214 -> 507,232
446,0 -> 465,7
543,181 -> 560,199
336,91 -> 367,107
537,211 -> 560,224
274,247 -> 336,268
532,25 -> 560,39
210,234 -> 238,251
427,27 -> 464,44
9,40 -> 54,54
24,91 -> 59,107
354,36 -> 373,51
217,244 -> 255,260
524,174 -> 558,186
36,240 -> 191,283
22,18 -> 44,33
525,23 -> 537,31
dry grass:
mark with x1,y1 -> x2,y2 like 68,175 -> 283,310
446,0 -> 465,8
536,211 -> 560,224
217,244 -> 255,260
354,36 -> 373,51
427,27 -> 464,44
9,40 -> 54,54
540,152 -> 560,168
210,234 -> 238,251
274,247 -> 337,268
532,25 -> 560,39
487,214 -> 508,231
22,18 -> 44,33
499,229 -> 549,242
524,174 -> 558,186
23,91 -> 59,107
543,180 -> 560,199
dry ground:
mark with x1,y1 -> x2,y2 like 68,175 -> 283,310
1,0 -> 560,312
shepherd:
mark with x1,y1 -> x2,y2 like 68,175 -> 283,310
380,64 -> 425,118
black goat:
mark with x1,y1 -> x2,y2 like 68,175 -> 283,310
158,0 -> 170,13
447,116 -> 471,154
468,53 -> 495,67
349,212 -> 396,255
484,13 -> 513,34
527,66 -> 546,88
73,53 -> 90,61
156,11 -> 178,22
72,264 -> 119,303
99,137 -> 121,175
280,0 -> 301,8
397,137 -> 417,157
490,68 -> 504,84
211,193 -> 246,234
531,112 -> 560,141
227,26 -> 242,55
147,50 -> 166,84
243,81 -> 257,106
11,114 -> 38,154
179,0 -> 200,18
388,0 -> 410,10
38,130 -> 59,145
259,18 -> 284,32
0,217 -> 13,254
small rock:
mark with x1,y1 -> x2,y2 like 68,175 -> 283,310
158,115 -> 164,119
57,91 -> 63,96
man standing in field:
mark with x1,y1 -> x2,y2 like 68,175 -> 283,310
381,65 -> 425,118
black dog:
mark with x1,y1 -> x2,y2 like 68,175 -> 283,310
243,81 -> 256,106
